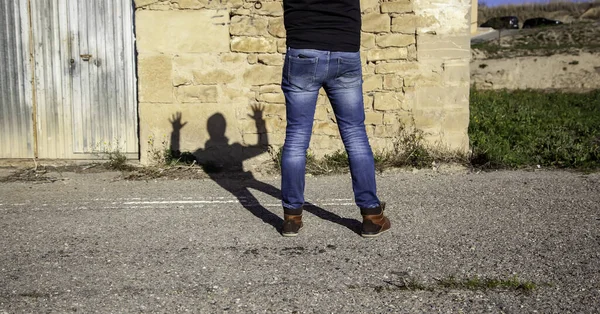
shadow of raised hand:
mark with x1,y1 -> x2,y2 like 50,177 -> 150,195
169,112 -> 188,158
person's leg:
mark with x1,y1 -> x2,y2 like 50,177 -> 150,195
323,51 -> 380,209
280,48 -> 328,236
280,48 -> 325,210
324,51 -> 390,237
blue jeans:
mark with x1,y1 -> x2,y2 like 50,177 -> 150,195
280,47 -> 380,210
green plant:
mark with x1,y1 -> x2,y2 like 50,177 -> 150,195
147,134 -> 196,167
469,89 -> 600,170
437,275 -> 537,293
91,141 -> 133,171
146,134 -> 171,166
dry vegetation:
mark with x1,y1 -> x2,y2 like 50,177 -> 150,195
472,20 -> 600,59
478,0 -> 600,25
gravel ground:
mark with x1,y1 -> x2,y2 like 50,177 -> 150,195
0,169 -> 599,313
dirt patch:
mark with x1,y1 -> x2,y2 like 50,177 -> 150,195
471,52 -> 600,91
0,162 -> 283,183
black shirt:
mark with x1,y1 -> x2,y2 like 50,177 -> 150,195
283,0 -> 361,52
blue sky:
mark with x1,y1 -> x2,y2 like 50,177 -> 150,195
481,0 -> 593,7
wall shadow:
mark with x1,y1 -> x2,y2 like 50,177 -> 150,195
168,107 -> 360,235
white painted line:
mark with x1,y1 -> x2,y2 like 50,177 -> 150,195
123,200 -> 240,205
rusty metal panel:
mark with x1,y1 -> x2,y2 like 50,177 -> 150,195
0,0 -> 34,158
30,0 -> 138,159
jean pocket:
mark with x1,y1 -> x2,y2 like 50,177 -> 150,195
335,57 -> 362,88
287,56 -> 318,90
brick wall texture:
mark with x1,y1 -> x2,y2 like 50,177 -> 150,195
134,0 -> 472,167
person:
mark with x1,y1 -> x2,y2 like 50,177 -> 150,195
280,0 -> 391,238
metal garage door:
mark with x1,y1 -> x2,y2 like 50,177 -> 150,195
0,0 -> 138,159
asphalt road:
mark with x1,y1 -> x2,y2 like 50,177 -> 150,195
1,169 -> 599,313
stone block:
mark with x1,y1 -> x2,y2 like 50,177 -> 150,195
230,15 -> 269,36
175,85 -> 219,103
413,109 -> 443,132
138,54 -> 173,103
260,103 -> 286,116
366,48 -> 408,62
259,85 -> 282,93
417,34 -> 471,60
407,44 -> 417,61
277,39 -> 287,53
364,95 -> 374,110
313,122 -> 339,136
374,125 -> 399,138
440,131 -> 469,153
375,62 -> 419,74
416,85 -> 469,110
257,92 -> 285,103
383,112 -> 398,124
383,74 -> 404,90
381,1 -> 413,13
193,69 -> 235,84
231,37 -> 278,53
442,60 -> 471,86
363,75 -> 383,92
315,106 -> 329,121
361,33 -> 376,49
257,54 -> 284,66
362,13 -> 391,33
391,14 -> 437,33
365,111 -> 383,125
247,54 -> 258,64
376,34 -> 415,48
243,65 -> 282,86
442,108 -> 470,133
134,0 -> 158,8
172,0 -> 204,9
374,92 -> 406,110
360,0 -> 380,12
268,17 -> 286,38
136,10 -> 229,53
220,53 -> 247,63
256,2 -> 283,16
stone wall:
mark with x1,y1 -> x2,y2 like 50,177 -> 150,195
134,0 -> 471,168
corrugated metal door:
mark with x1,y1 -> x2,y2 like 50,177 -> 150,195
0,0 -> 34,158
30,0 -> 138,159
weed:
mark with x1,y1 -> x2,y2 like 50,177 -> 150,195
270,121 -> 468,174
91,141 -> 134,171
437,275 -> 537,293
469,89 -> 600,170
147,134 -> 196,167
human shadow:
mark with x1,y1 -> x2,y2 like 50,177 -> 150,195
168,107 -> 361,234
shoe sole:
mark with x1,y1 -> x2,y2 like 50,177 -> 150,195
282,225 -> 303,237
361,228 -> 390,238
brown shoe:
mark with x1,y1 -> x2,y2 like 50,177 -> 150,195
360,202 -> 390,238
282,207 -> 303,237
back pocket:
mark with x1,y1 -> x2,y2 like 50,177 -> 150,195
335,57 -> 362,88
288,56 -> 318,90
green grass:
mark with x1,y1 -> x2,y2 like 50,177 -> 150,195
371,275 -> 540,293
437,275 -> 537,293
469,89 -> 600,170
